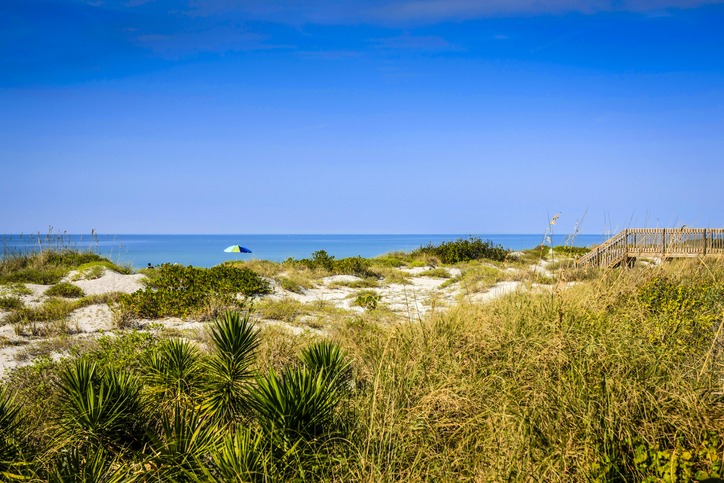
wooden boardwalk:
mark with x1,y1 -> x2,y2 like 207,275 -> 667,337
577,228 -> 724,268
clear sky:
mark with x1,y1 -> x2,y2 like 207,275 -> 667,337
1,0 -> 723,235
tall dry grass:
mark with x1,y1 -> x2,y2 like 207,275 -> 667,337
331,259 -> 724,481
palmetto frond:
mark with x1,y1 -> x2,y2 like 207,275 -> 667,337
299,340 -> 352,387
250,366 -> 344,445
201,311 -> 259,426
209,426 -> 272,483
48,446 -> 130,483
144,339 -> 203,406
0,387 -> 25,480
55,360 -> 143,451
145,403 -> 218,482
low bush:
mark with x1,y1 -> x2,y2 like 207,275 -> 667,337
293,250 -> 377,278
5,298 -> 81,325
0,283 -> 32,296
334,256 -> 375,277
372,253 -> 409,268
112,264 -> 271,322
0,296 -> 24,311
45,282 -> 85,298
411,237 -> 509,264
552,245 -> 591,257
419,268 -> 452,278
354,290 -> 381,310
255,298 -> 306,323
375,267 -> 412,285
277,276 -> 305,294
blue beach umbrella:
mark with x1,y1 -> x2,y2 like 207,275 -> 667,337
224,245 -> 252,253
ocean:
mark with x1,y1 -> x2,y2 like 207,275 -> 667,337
1,233 -> 607,270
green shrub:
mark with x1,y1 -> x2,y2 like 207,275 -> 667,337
277,277 -> 304,294
372,253 -> 408,268
0,267 -> 68,285
333,256 -> 375,277
1,283 -> 32,296
299,250 -> 335,272
411,237 -> 509,264
552,245 -> 591,257
0,296 -> 23,311
5,297 -> 80,325
354,290 -> 381,310
637,275 -> 724,347
45,282 -> 85,298
255,298 -> 306,323
419,268 -> 451,278
294,251 -> 376,278
112,264 -> 270,322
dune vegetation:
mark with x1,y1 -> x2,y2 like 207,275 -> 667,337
0,239 -> 722,481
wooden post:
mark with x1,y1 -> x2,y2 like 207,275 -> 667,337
662,228 -> 666,258
703,229 -> 707,256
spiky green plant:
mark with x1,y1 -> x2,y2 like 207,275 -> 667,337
202,311 -> 260,427
48,446 -> 130,483
251,365 -> 346,447
300,340 -> 352,388
145,403 -> 218,482
55,360 -> 144,452
0,387 -> 26,480
144,339 -> 203,408
208,426 -> 273,483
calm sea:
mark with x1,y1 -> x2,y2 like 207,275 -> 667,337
1,234 -> 607,270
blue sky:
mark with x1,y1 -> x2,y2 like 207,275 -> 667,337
1,0 -> 723,235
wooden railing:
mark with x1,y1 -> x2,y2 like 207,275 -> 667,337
577,228 -> 724,268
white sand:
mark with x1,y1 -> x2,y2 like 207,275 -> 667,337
69,270 -> 145,295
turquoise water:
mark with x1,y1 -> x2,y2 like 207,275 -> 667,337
1,234 -> 607,269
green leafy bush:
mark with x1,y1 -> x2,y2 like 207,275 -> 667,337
638,276 -> 724,345
630,433 -> 722,482
552,245 -> 591,257
354,290 -> 381,310
419,268 -> 452,278
411,237 -> 509,264
113,264 -> 270,322
372,254 -> 408,268
295,250 -> 376,277
0,296 -> 24,311
5,297 -> 81,324
1,283 -> 32,296
45,282 -> 85,298
277,277 -> 304,294
334,256 -> 374,277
